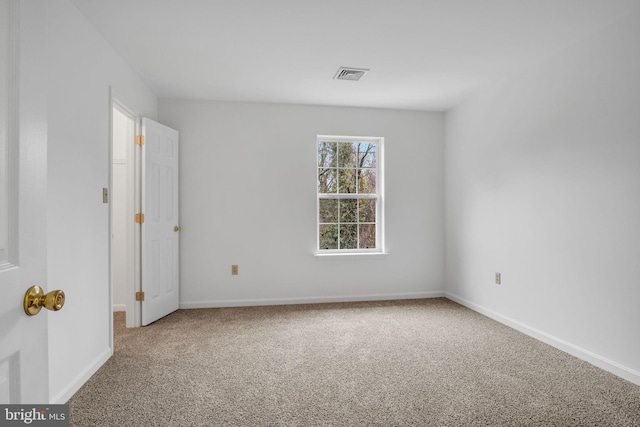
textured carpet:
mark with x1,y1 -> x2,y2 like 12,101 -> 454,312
68,298 -> 640,426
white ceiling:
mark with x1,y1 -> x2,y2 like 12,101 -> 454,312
71,0 -> 637,111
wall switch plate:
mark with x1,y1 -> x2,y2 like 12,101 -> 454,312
495,272 -> 501,285
231,265 -> 238,275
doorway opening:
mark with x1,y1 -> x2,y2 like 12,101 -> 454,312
109,102 -> 180,330
111,102 -> 137,328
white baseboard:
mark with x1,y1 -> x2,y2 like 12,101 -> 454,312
445,292 -> 640,386
51,347 -> 112,404
112,304 -> 126,312
180,291 -> 444,309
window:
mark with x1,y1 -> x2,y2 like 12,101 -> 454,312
317,136 -> 383,253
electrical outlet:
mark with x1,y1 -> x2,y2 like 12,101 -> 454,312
495,272 -> 501,285
231,265 -> 238,275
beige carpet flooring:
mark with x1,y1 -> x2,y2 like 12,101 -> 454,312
68,298 -> 640,426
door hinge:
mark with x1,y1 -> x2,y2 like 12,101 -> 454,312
135,135 -> 145,145
135,292 -> 145,301
135,213 -> 145,224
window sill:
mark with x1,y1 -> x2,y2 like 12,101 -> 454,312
315,251 -> 388,258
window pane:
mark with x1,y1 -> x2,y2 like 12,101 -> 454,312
318,168 -> 337,193
358,168 -> 376,193
319,199 -> 338,223
359,224 -> 376,249
340,224 -> 357,249
357,143 -> 376,168
317,137 -> 382,253
318,141 -> 337,167
338,142 -> 357,168
340,199 -> 357,223
338,169 -> 356,193
319,224 -> 338,249
359,199 -> 376,223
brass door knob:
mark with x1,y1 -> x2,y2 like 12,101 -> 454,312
174,226 -> 182,232
23,285 -> 65,316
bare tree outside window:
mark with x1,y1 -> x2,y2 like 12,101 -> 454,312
317,137 -> 383,252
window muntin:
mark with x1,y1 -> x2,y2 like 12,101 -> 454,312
317,136 -> 383,253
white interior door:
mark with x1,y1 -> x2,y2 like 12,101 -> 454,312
0,0 -> 49,403
140,118 -> 180,326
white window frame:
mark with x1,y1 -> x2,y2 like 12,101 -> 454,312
316,135 -> 384,255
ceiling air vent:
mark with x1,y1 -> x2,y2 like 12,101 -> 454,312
333,67 -> 369,81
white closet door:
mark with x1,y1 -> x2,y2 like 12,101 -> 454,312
140,118 -> 180,326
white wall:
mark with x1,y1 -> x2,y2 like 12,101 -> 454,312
445,10 -> 640,384
46,0 -> 157,403
158,100 -> 444,307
